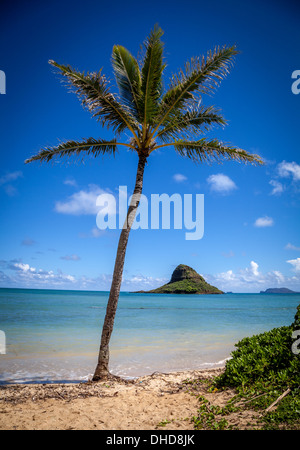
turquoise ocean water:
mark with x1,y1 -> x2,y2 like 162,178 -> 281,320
0,288 -> 299,384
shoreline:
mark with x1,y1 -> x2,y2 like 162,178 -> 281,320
0,366 -> 225,396
0,355 -> 232,385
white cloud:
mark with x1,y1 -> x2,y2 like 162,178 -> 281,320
269,179 -> 284,195
254,216 -> 274,227
248,261 -> 259,277
287,258 -> 300,272
14,262 -> 36,273
2,258 -> 300,292
227,261 -> 261,283
63,178 -> 77,187
9,261 -> 76,286
55,184 -> 112,215
0,258 -> 169,291
207,173 -> 237,194
74,272 -> 168,292
60,254 -> 81,261
278,161 -> 300,181
206,260 -> 299,293
90,227 -> 106,238
217,269 -> 235,282
122,274 -> 168,290
0,171 -> 23,185
285,243 -> 300,251
173,173 -> 187,183
272,270 -> 285,283
0,171 -> 23,196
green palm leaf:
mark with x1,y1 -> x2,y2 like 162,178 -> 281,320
157,105 -> 227,142
152,45 -> 238,135
140,25 -> 165,130
174,138 -> 264,165
49,60 -> 140,140
25,137 -> 118,164
112,45 -> 142,121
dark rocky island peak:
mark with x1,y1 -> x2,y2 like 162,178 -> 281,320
135,264 -> 224,294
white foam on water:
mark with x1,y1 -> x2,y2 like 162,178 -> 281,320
0,353 -> 232,384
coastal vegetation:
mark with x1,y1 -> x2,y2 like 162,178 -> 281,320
25,25 -> 263,380
189,304 -> 300,429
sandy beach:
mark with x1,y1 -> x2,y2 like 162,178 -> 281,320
0,367 -> 260,430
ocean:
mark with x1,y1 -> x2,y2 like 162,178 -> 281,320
0,288 -> 299,384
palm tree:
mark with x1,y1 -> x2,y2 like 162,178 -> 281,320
25,25 -> 263,381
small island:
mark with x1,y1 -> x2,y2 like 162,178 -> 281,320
260,287 -> 299,294
135,264 -> 224,294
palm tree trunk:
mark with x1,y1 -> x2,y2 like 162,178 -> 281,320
92,153 -> 148,381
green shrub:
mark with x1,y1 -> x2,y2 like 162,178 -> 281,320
213,304 -> 300,429
215,326 -> 299,388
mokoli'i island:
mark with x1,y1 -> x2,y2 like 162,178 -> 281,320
135,264 -> 223,294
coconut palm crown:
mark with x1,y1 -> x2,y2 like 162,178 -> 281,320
26,25 -> 263,380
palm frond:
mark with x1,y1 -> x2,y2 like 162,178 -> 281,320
112,45 -> 142,121
173,138 -> 264,165
152,46 -> 238,135
140,24 -> 165,129
25,137 -> 119,164
157,106 -> 227,142
49,61 -> 140,140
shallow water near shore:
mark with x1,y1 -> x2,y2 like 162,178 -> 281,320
0,288 -> 299,384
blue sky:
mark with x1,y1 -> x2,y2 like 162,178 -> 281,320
0,0 -> 300,292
